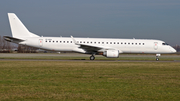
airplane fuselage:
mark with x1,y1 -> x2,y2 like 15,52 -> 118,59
19,37 -> 175,54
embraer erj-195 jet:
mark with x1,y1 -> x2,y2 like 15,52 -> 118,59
4,13 -> 176,60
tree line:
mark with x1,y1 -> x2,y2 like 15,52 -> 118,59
0,36 -> 12,53
173,45 -> 180,52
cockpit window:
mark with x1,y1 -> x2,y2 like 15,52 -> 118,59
162,43 -> 169,45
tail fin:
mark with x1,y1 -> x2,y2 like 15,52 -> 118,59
8,13 -> 39,38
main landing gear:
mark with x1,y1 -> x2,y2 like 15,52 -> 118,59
156,54 -> 161,61
90,55 -> 95,60
90,54 -> 161,61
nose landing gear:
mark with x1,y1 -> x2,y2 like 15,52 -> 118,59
156,54 -> 161,61
156,58 -> 159,61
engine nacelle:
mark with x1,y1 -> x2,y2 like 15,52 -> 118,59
103,50 -> 119,58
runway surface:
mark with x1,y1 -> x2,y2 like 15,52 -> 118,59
0,53 -> 180,57
0,59 -> 180,63
0,53 -> 180,62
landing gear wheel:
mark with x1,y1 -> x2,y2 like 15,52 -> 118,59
156,58 -> 159,61
90,55 -> 95,60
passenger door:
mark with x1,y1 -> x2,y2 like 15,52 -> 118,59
39,39 -> 43,47
154,42 -> 158,50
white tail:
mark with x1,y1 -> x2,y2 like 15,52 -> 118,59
8,13 -> 39,38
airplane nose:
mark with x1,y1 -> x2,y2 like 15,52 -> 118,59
170,47 -> 177,53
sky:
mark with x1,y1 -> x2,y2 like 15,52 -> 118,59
0,0 -> 180,45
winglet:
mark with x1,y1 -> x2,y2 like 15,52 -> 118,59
71,36 -> 77,44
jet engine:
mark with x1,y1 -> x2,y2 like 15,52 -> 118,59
103,50 -> 119,58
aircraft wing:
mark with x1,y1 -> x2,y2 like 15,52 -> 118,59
79,43 -> 115,52
71,36 -> 116,53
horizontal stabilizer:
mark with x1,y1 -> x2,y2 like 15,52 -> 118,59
4,36 -> 24,43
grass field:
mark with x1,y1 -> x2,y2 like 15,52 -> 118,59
0,61 -> 180,101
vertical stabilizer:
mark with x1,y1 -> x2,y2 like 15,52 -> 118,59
8,13 -> 39,38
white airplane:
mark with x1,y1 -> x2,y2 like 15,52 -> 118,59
4,13 -> 176,60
